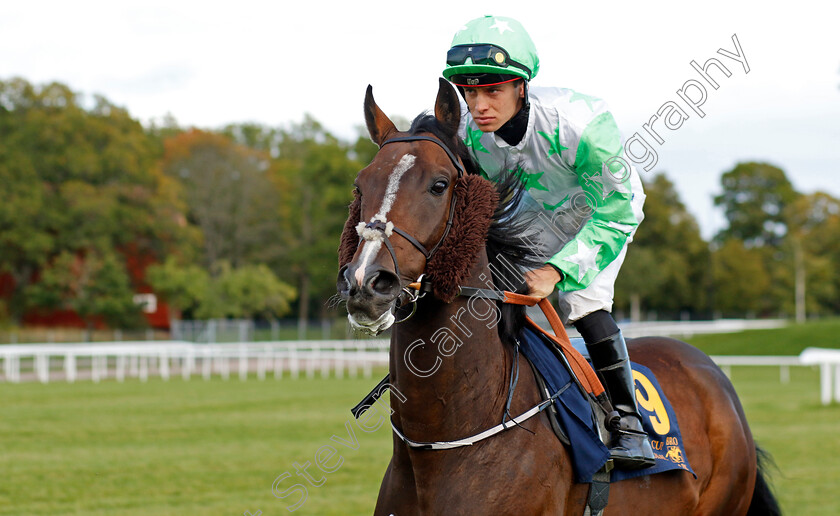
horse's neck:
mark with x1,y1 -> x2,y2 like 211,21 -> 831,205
390,249 -> 514,439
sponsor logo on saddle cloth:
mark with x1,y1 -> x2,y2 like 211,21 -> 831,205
517,326 -> 695,483
612,363 -> 695,482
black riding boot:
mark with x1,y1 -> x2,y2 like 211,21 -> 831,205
585,331 -> 656,470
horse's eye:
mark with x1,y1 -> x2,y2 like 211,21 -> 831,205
430,180 -> 449,196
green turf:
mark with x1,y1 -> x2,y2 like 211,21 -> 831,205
2,333 -> 839,515
0,373 -> 393,516
729,366 -> 840,516
684,317 -> 840,356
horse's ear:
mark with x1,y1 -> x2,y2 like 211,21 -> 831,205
364,85 -> 398,146
434,77 -> 461,138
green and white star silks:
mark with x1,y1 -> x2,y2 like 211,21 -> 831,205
458,86 -> 645,321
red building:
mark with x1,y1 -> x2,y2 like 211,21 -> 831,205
0,248 -> 171,330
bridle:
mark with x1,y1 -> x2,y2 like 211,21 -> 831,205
348,136 -> 612,455
354,134 -> 465,315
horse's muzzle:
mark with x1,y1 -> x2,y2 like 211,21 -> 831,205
337,264 -> 402,335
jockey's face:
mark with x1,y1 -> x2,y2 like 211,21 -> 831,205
462,80 -> 524,133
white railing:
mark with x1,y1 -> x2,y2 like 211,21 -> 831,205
710,355 -> 803,384
2,341 -> 838,406
0,340 -> 389,384
799,347 -> 840,405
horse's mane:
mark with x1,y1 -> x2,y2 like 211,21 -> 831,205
408,113 -> 544,344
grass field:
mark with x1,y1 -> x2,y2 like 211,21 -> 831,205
2,320 -> 839,515
683,317 -> 840,356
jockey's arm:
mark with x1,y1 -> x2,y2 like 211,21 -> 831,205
545,111 -> 643,294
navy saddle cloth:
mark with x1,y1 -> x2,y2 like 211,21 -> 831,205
517,324 -> 695,483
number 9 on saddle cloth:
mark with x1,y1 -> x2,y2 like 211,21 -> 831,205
517,323 -> 694,483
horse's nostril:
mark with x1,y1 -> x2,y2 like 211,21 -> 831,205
367,270 -> 400,297
337,265 -> 358,296
372,274 -> 392,294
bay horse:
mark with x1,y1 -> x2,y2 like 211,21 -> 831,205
337,78 -> 780,515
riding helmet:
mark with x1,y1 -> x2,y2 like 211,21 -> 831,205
443,15 -> 540,87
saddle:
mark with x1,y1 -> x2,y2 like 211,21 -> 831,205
517,319 -> 694,482
351,290 -> 693,515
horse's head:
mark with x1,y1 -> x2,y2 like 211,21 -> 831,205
337,78 -> 497,336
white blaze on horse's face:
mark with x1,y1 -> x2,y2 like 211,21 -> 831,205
353,153 -> 416,287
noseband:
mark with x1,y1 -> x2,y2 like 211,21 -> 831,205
356,135 -> 465,283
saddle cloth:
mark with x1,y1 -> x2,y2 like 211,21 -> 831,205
518,323 -> 695,483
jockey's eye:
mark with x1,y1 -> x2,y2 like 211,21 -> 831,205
430,179 -> 449,196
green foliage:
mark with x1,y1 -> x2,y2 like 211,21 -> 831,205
200,262 -> 297,319
25,251 -> 146,329
710,162 -> 840,318
145,257 -> 210,319
711,239 -> 771,315
5,75 -> 840,326
615,173 -> 710,317
216,263 -> 296,319
351,126 -> 379,166
714,162 -> 799,247
0,300 -> 10,328
147,259 -> 296,321
161,129 -> 278,269
785,192 -> 840,314
269,116 -> 362,322
0,77 -> 192,326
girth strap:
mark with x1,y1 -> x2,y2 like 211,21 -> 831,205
583,467 -> 612,516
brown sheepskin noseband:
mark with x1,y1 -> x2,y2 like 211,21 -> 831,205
338,189 -> 362,268
338,173 -> 498,303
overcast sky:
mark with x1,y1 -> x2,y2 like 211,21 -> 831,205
3,0 -> 838,239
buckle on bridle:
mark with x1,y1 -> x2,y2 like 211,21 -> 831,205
394,274 -> 426,324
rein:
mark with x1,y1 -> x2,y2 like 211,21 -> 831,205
380,282 -> 610,451
352,135 -> 608,452
387,286 -> 576,451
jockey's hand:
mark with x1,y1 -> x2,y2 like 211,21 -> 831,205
525,265 -> 563,299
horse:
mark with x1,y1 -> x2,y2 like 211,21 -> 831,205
337,78 -> 781,515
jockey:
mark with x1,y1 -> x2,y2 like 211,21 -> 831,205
443,15 -> 654,470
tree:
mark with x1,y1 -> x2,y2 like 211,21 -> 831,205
215,263 -> 297,319
714,162 -> 799,247
614,173 -> 711,319
146,256 -> 210,322
0,138 -> 52,320
782,192 -> 840,317
270,116 -> 362,332
614,247 -> 668,321
161,129 -> 280,269
351,126 -> 379,166
147,258 -> 296,321
0,78 -> 191,324
711,239 -> 771,316
25,250 -> 145,330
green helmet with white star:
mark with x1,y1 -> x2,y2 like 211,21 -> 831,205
443,15 -> 540,86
